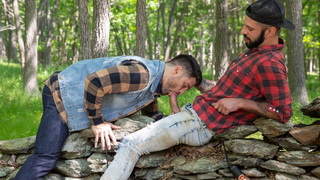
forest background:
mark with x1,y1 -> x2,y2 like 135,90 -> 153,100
0,0 -> 319,140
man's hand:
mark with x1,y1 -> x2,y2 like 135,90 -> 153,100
212,98 -> 242,115
91,122 -> 121,150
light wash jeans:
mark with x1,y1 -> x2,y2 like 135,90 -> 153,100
101,103 -> 215,180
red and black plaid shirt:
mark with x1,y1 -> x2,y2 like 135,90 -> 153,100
193,39 -> 293,134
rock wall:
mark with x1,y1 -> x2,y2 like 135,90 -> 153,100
1,114 -> 320,180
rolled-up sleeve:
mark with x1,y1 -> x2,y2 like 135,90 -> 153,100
255,60 -> 293,123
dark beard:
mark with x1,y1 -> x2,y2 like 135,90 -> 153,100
244,29 -> 266,49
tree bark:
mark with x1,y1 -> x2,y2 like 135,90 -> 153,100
285,0 -> 309,106
3,0 -> 18,62
92,0 -> 110,58
136,0 -> 146,57
79,0 -> 91,59
214,0 -> 229,80
13,0 -> 25,70
24,0 -> 39,95
0,9 -> 7,60
164,0 -> 177,61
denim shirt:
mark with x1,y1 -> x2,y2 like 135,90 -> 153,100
58,56 -> 165,132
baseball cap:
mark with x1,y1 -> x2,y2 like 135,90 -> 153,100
246,0 -> 295,29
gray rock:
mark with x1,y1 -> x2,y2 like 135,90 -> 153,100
275,172 -> 298,180
128,114 -> 155,124
277,151 -> 320,167
61,133 -> 92,159
15,154 -> 31,165
197,172 -> 222,179
87,153 -> 108,164
0,167 -> 14,178
254,118 -> 293,138
224,139 -> 279,159
242,168 -> 266,177
173,157 -> 227,175
269,136 -> 315,151
311,166 -> 320,178
88,163 -> 107,173
0,136 -> 35,154
44,173 -> 65,180
228,154 -> 263,168
259,160 -> 306,175
213,125 -> 258,140
300,174 -> 320,180
55,159 -> 91,178
134,168 -> 169,180
136,151 -> 167,168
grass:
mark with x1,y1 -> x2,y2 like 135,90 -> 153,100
0,62 -> 319,140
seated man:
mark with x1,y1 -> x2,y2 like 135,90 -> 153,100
101,0 -> 294,179
15,54 -> 202,180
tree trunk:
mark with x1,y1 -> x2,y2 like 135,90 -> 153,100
13,0 -> 25,70
285,0 -> 309,106
79,0 -> 91,59
164,0 -> 177,61
92,0 -> 110,58
0,9 -> 7,60
214,0 -> 229,80
24,0 -> 39,95
3,0 -> 18,62
136,0 -> 146,57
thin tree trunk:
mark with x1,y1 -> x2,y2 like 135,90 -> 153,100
24,0 -> 39,95
285,0 -> 309,105
214,0 -> 229,80
79,0 -> 91,59
92,0 -> 110,58
3,0 -> 18,62
0,9 -> 7,60
164,0 -> 177,61
154,5 -> 161,59
13,0 -> 25,70
136,0 -> 146,57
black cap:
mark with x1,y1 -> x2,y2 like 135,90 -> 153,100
246,0 -> 295,30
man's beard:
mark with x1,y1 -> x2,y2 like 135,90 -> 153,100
244,30 -> 265,49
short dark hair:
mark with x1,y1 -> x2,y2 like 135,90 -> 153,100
166,54 -> 202,86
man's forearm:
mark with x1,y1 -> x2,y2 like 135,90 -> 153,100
240,99 -> 280,120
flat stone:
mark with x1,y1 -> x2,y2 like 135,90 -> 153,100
224,139 -> 279,159
173,157 -> 227,175
0,136 -> 35,154
311,166 -> 320,178
135,151 -> 167,168
275,172 -> 298,180
242,168 -> 266,177
61,133 -> 92,159
277,151 -> 320,167
55,159 -> 91,178
289,125 -> 320,145
213,125 -> 258,140
253,118 -> 293,138
269,136 -> 315,151
259,160 -> 306,175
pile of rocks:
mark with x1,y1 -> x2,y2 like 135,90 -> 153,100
1,101 -> 320,179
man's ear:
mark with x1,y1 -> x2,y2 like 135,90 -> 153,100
174,65 -> 183,75
265,26 -> 277,38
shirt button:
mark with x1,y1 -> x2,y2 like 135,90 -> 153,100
273,109 -> 276,111
236,70 -> 239,72
269,107 -> 272,110
245,54 -> 248,57
276,110 -> 279,113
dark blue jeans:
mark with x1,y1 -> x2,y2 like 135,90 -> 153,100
15,86 -> 69,180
